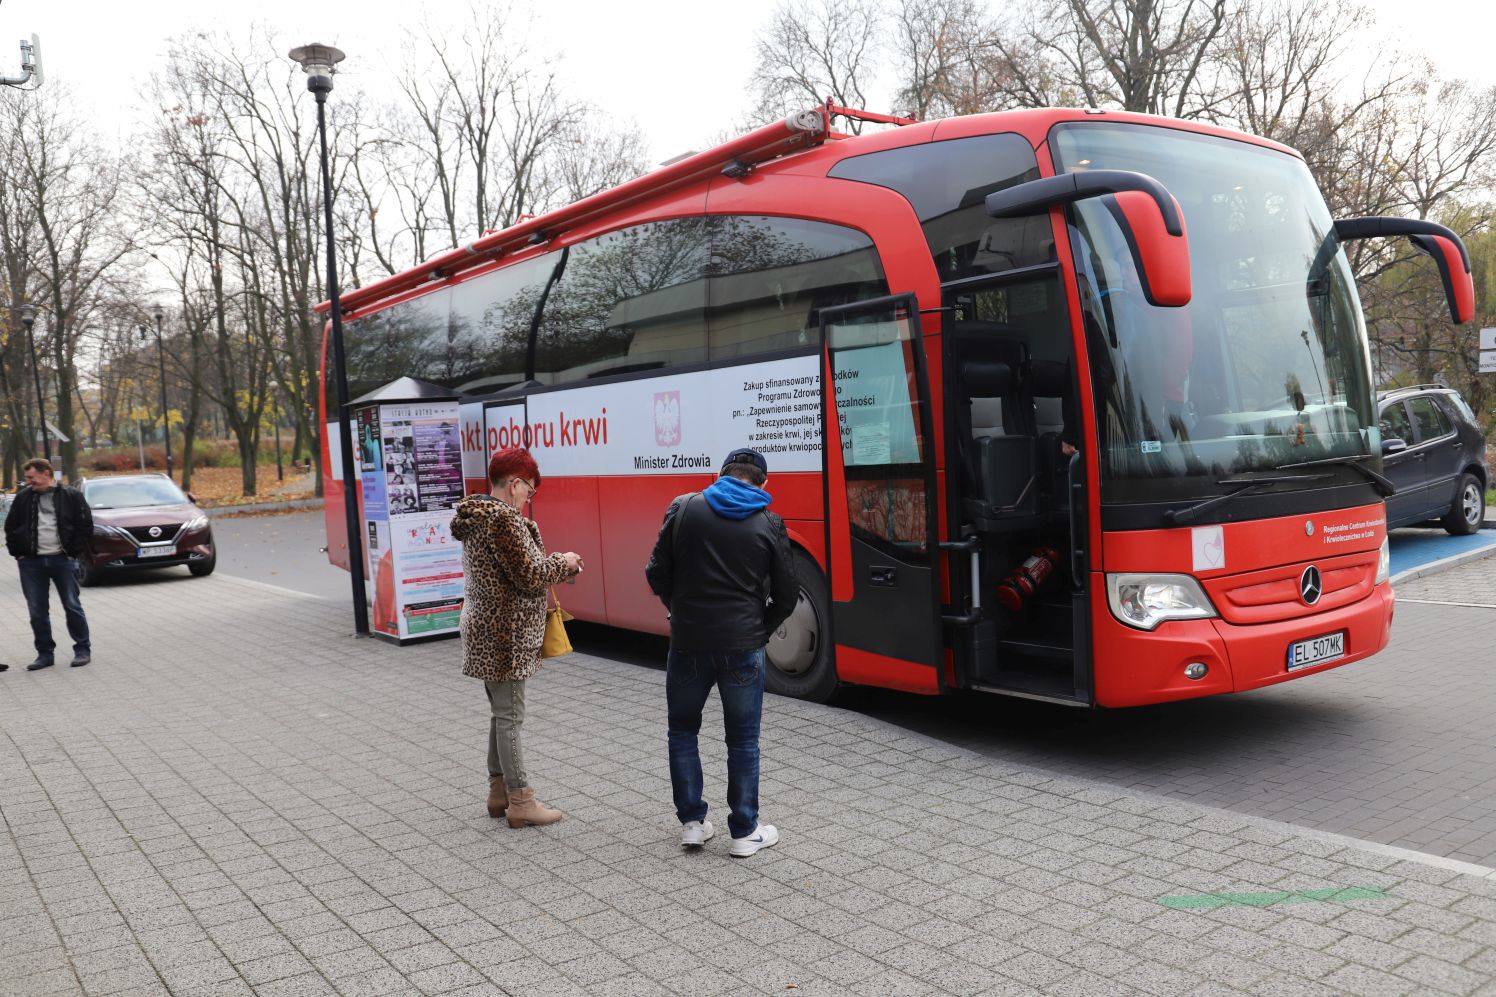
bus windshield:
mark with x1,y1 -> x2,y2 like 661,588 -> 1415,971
1052,122 -> 1377,506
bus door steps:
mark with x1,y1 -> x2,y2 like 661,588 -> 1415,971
971,657 -> 1088,704
995,637 -> 1072,662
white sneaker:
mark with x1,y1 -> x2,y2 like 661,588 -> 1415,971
729,822 -> 779,858
680,819 -> 715,848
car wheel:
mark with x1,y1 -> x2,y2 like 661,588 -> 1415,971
764,548 -> 838,703
189,547 -> 217,577
1442,473 -> 1485,536
79,560 -> 105,587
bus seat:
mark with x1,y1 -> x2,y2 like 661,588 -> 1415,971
955,359 -> 1013,496
968,435 -> 1038,528
964,360 -> 1014,436
960,358 -> 1038,526
971,397 -> 1005,438
1029,358 -> 1073,507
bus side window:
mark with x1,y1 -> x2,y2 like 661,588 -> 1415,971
534,219 -> 711,384
706,216 -> 888,361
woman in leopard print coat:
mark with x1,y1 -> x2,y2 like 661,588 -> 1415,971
451,447 -> 581,828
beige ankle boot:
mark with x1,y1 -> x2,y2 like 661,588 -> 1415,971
486,777 -> 508,818
505,787 -> 562,828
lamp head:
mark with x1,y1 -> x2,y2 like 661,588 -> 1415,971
288,44 -> 345,96
19,304 -> 35,327
154,304 -> 164,324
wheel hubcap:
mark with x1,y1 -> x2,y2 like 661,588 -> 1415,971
1464,483 -> 1482,525
767,590 -> 820,675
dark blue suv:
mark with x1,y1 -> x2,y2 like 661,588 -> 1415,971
1378,385 -> 1488,534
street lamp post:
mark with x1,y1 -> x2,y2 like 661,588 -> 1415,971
289,42 -> 368,636
20,304 -> 50,460
269,380 -> 284,482
151,306 -> 173,479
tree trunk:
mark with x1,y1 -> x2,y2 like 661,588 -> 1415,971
238,430 -> 257,494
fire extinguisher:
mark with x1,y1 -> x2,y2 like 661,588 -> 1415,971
995,546 -> 1059,612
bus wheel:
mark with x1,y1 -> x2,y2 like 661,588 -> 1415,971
765,549 -> 837,702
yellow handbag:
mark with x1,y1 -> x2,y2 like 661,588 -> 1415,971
542,588 -> 574,658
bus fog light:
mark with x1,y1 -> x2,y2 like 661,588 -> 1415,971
1184,662 -> 1208,680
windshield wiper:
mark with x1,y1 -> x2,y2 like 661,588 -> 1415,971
1165,473 -> 1331,526
1275,455 -> 1394,497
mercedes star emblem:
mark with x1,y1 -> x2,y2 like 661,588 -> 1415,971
148,526 -> 162,538
1304,520 -> 1315,536
1299,565 -> 1323,605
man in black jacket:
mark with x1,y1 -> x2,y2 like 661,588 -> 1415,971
4,459 -> 93,670
645,446 -> 797,857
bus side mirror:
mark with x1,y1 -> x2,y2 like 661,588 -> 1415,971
1333,217 -> 1474,325
986,169 -> 1191,308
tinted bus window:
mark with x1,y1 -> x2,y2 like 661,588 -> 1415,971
534,218 -> 711,384
448,252 -> 560,394
707,216 -> 888,360
339,289 -> 452,413
829,134 -> 1045,282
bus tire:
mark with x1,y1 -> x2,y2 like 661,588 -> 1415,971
765,548 -> 838,703
1442,472 -> 1484,536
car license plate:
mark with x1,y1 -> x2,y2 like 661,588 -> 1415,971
136,546 -> 177,559
1286,631 -> 1345,672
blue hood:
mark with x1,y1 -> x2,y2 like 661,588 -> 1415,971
703,476 -> 773,520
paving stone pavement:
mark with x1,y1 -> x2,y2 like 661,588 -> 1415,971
1395,550 -> 1496,607
4,570 -> 1496,996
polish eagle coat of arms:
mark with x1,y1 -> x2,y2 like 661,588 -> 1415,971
654,391 -> 681,446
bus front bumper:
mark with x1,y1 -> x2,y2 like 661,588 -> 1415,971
1092,581 -> 1394,708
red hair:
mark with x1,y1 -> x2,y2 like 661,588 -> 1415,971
488,447 -> 541,487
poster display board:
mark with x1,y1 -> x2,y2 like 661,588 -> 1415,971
353,397 -> 466,644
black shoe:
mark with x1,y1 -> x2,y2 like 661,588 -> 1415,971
27,657 -> 54,671
71,654 -> 90,667
0,662 -> 8,672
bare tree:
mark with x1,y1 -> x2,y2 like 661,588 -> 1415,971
990,0 -> 1231,117
892,0 -> 1018,118
749,0 -> 884,131
13,86 -> 133,479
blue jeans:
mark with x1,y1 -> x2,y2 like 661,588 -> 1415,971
666,647 -> 765,839
19,556 -> 91,660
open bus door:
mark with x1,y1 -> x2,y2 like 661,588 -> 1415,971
819,294 -> 943,692
940,275 -> 1094,706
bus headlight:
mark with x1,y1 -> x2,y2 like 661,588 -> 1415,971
1374,538 -> 1390,585
1106,573 -> 1218,631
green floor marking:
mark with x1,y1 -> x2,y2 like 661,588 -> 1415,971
1158,886 -> 1392,910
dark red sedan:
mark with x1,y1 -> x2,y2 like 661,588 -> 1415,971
76,474 -> 216,585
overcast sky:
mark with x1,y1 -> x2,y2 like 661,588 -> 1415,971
4,0 -> 1495,170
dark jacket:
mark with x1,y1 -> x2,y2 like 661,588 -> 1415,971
645,486 -> 798,652
5,485 -> 94,559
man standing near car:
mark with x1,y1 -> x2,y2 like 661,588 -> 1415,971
4,459 -> 93,670
645,447 -> 797,857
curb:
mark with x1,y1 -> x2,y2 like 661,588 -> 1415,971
1390,539 -> 1496,585
207,497 -> 322,517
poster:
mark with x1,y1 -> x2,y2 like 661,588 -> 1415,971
391,511 -> 464,636
353,397 -> 466,643
413,418 -> 464,510
382,417 -> 418,516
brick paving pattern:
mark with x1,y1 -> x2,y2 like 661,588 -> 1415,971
1395,550 -> 1496,607
4,571 -> 1496,995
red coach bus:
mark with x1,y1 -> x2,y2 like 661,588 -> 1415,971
320,104 -> 1474,708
